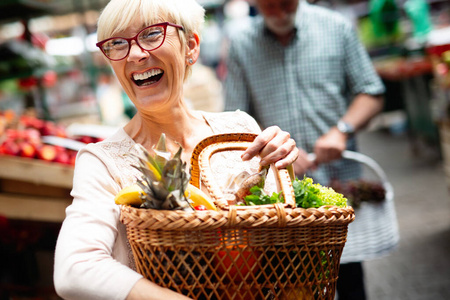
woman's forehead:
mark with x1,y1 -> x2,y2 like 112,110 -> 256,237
110,17 -> 167,37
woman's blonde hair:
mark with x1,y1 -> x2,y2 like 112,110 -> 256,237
97,0 -> 205,79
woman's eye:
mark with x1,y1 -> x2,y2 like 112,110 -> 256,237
141,28 -> 163,40
111,39 -> 127,47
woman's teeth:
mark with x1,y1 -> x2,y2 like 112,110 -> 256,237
133,69 -> 164,86
133,69 -> 162,81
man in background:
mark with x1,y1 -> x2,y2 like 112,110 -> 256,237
224,0 -> 386,299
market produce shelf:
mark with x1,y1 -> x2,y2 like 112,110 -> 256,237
0,193 -> 71,222
0,155 -> 73,188
0,155 -> 74,222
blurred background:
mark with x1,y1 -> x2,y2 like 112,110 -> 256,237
0,0 -> 449,299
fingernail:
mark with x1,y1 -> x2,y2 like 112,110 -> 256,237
241,153 -> 250,161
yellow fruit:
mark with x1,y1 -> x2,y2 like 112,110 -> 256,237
185,184 -> 217,211
115,183 -> 216,210
144,161 -> 161,181
114,184 -> 145,206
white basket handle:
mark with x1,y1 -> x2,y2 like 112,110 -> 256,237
307,151 -> 394,200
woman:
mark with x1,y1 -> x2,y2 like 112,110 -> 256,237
53,0 -> 298,299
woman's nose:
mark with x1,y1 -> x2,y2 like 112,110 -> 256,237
127,41 -> 149,62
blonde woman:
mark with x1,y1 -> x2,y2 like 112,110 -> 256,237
53,0 -> 299,299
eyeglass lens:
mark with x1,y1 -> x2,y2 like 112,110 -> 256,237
101,25 -> 166,60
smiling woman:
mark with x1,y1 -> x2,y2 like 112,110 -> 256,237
53,0 -> 300,299
96,0 -> 203,80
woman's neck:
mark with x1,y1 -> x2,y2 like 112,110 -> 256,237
124,106 -> 210,156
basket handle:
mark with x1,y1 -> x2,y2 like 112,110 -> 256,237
190,133 -> 296,209
308,150 -> 394,200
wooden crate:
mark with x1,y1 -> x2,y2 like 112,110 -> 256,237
0,155 -> 74,222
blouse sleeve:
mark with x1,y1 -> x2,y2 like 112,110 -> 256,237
54,147 -> 142,300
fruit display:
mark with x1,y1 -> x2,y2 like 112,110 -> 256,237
0,110 -> 103,166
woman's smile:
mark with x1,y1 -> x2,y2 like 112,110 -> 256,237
131,68 -> 164,87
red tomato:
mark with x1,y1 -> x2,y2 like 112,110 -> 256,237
194,205 -> 207,211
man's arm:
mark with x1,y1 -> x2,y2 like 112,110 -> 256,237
340,93 -> 384,131
312,19 -> 385,166
313,93 -> 384,164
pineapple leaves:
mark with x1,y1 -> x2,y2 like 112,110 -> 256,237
127,134 -> 193,211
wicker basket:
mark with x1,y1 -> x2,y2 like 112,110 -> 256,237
120,133 -> 355,300
337,151 -> 399,264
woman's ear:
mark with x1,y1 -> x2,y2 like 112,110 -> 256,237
186,32 -> 200,64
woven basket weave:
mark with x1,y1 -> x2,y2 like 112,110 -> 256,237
120,133 -> 355,300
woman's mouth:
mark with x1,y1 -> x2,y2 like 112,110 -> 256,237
132,69 -> 164,87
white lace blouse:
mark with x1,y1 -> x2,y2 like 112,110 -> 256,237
53,110 -> 265,300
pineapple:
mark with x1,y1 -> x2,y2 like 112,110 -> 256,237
128,133 -> 193,211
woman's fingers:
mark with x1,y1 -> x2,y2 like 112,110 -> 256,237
241,126 -> 279,160
242,126 -> 298,168
272,144 -> 299,169
259,137 -> 296,167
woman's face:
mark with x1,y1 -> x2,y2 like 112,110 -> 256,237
108,20 -> 188,112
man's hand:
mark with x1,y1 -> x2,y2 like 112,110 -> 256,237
313,127 -> 347,164
292,147 -> 315,177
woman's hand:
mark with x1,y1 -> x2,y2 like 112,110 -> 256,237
127,278 -> 192,300
241,126 -> 299,169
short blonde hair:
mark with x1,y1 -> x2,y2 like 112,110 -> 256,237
97,0 -> 205,78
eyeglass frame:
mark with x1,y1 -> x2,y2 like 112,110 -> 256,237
96,22 -> 185,61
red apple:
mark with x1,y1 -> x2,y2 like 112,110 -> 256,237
54,126 -> 67,138
5,129 -> 20,140
23,128 -> 41,145
22,116 -> 44,131
54,150 -> 70,165
0,140 -> 20,156
78,136 -> 94,144
37,144 -> 57,161
18,142 -> 37,158
40,121 -> 57,136
68,150 -> 77,166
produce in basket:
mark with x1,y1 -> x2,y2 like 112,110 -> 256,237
119,133 -> 355,300
114,134 -> 216,211
223,166 -> 273,205
329,179 -> 385,208
114,182 -> 216,210
242,176 -> 348,208
293,176 -> 347,208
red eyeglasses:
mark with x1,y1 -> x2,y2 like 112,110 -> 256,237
96,22 -> 184,61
